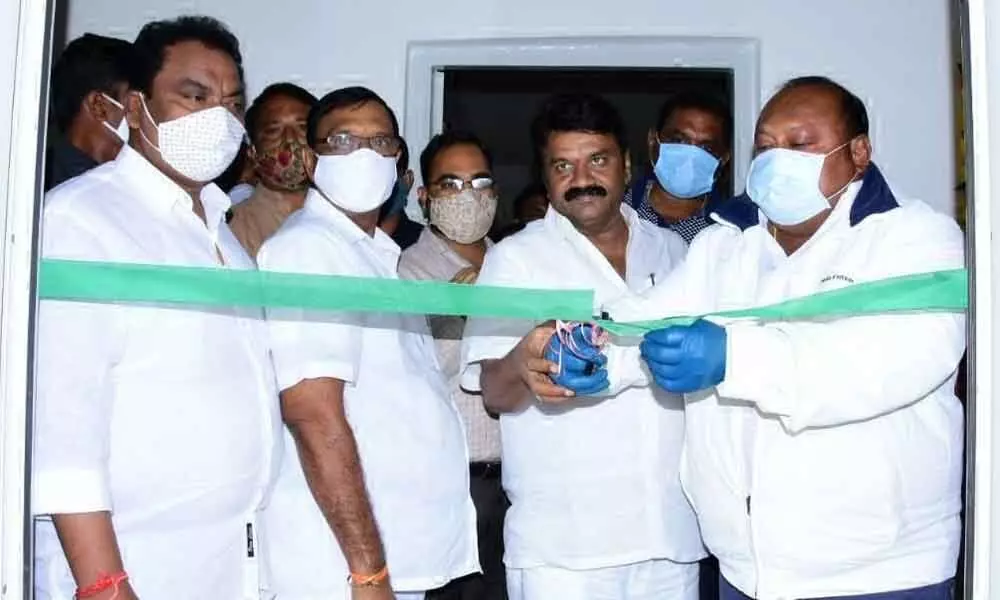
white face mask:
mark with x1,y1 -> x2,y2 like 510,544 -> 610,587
429,189 -> 498,244
100,93 -> 129,143
313,149 -> 398,213
745,142 -> 851,226
138,95 -> 245,183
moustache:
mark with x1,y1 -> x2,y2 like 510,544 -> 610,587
564,185 -> 608,202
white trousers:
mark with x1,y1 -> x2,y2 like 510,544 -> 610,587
394,593 -> 425,600
507,559 -> 699,600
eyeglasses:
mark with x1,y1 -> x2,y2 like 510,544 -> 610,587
321,132 -> 400,157
432,176 -> 494,196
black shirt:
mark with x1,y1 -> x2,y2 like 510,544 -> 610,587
45,138 -> 99,192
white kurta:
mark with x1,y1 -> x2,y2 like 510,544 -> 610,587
461,204 -> 705,570
33,146 -> 282,600
608,168 -> 966,598
257,190 -> 478,599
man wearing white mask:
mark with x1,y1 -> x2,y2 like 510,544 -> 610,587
34,16 -> 280,600
257,86 -> 477,600
45,33 -> 132,191
399,131 -> 505,600
551,77 -> 965,599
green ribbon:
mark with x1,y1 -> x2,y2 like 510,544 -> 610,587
598,268 -> 968,336
37,259 -> 968,335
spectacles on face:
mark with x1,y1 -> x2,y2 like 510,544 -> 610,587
431,175 -> 495,197
320,132 -> 400,157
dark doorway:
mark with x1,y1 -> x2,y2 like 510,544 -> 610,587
442,67 -> 734,230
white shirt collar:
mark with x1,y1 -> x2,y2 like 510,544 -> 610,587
304,188 -> 400,256
114,145 -> 232,234
543,201 -> 645,243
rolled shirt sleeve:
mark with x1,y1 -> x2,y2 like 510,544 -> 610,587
257,230 -> 363,391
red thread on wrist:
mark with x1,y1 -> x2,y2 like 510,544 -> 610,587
75,572 -> 128,599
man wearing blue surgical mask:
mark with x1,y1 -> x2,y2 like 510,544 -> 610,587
379,137 -> 423,249
572,76 -> 964,600
625,92 -> 732,243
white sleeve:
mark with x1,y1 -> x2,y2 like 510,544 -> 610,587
460,243 -> 537,392
32,209 -> 124,516
257,232 -> 362,391
717,210 -> 966,433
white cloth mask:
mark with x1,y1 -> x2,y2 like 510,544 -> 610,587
313,149 -> 398,213
101,93 -> 129,143
746,142 -> 852,226
429,189 -> 498,244
139,95 -> 245,183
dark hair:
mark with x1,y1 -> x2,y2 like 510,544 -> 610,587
654,91 -> 732,148
244,82 -> 318,144
530,93 -> 627,161
513,181 -> 548,215
779,76 -> 869,137
419,130 -> 494,185
50,33 -> 132,133
397,137 -> 410,174
130,16 -> 243,97
307,86 -> 399,147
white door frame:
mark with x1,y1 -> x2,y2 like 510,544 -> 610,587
0,0 -> 51,598
403,36 -> 758,221
964,0 -> 1000,596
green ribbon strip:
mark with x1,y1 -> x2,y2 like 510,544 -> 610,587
598,268 -> 968,336
38,259 -> 595,321
37,259 -> 968,335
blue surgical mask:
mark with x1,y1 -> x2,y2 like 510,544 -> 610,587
746,142 -> 851,226
653,143 -> 720,199
382,179 -> 411,217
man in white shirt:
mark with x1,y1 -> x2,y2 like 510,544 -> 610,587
461,93 -> 703,600
399,131 -> 505,600
257,86 -> 478,600
602,77 -> 964,599
33,16 -> 280,600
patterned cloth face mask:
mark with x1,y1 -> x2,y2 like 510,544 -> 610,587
256,138 -> 310,192
428,189 -> 498,244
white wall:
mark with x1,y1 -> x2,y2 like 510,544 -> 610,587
66,0 -> 956,213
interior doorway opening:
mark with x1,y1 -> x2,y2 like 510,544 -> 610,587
439,67 -> 734,233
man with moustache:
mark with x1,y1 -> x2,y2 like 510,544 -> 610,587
460,93 -> 700,600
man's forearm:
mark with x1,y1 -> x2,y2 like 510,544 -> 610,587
283,380 -> 385,573
53,512 -> 134,599
481,354 -> 530,414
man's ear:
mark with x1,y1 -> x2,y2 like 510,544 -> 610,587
850,134 -> 873,172
402,169 -> 415,190
417,186 -> 431,217
647,128 -> 659,164
624,150 -> 633,187
302,147 -> 318,182
83,90 -> 107,123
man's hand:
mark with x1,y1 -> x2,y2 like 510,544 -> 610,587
640,319 -> 727,393
450,266 -> 479,284
351,582 -> 394,600
511,322 -> 576,403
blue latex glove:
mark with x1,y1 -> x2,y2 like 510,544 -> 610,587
543,323 -> 610,396
640,319 -> 727,393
